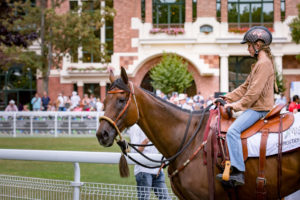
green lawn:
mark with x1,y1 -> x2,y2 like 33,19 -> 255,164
0,137 -> 171,187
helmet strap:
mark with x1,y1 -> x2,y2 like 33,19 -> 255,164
252,43 -> 259,58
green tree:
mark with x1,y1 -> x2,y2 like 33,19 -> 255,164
289,4 -> 300,61
1,0 -> 114,92
150,53 -> 193,95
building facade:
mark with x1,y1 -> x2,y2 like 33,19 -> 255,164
42,0 -> 300,102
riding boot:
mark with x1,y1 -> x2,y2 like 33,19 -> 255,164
216,167 -> 245,186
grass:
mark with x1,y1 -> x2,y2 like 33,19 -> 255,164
0,137 -> 171,187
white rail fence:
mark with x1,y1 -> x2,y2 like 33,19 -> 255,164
0,111 -> 104,137
0,149 -> 177,200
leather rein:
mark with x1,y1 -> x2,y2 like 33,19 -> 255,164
99,82 -> 212,173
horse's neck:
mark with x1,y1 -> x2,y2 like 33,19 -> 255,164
135,87 -> 195,157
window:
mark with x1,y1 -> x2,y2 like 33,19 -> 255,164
228,0 -> 274,30
141,0 -> 145,22
70,0 -> 114,63
105,0 -> 113,61
84,83 -> 100,97
216,0 -> 221,22
153,0 -> 185,28
193,0 -> 197,22
228,56 -> 256,91
280,0 -> 285,21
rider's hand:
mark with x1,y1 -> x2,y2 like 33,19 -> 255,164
224,103 -> 233,110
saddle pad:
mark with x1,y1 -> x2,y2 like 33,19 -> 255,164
247,113 -> 300,157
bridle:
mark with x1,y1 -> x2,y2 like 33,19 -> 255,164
99,81 -> 139,142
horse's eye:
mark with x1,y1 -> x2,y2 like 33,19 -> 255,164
118,98 -> 126,104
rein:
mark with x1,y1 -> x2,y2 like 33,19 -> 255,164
100,81 -> 213,174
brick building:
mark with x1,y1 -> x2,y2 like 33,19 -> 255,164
41,0 -> 300,102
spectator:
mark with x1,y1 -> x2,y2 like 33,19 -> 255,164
127,124 -> 171,200
5,100 -> 18,112
178,93 -> 187,108
23,104 -> 30,111
31,93 -> 41,111
70,91 -> 81,110
183,98 -> 194,111
275,93 -> 287,105
288,95 -> 300,113
81,94 -> 90,111
193,92 -> 204,104
96,98 -> 103,112
89,94 -> 97,111
41,91 -> 51,111
56,93 -> 65,111
65,96 -> 71,111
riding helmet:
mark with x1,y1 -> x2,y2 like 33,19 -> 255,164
240,26 -> 272,45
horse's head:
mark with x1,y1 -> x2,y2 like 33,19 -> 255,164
96,67 -> 139,147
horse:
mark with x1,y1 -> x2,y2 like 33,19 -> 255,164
96,67 -> 300,200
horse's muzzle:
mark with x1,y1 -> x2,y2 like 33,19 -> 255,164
96,129 -> 115,147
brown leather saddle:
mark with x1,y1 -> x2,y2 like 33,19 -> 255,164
218,103 -> 294,199
219,104 -> 294,160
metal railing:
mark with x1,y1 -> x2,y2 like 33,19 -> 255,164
0,149 -> 177,200
0,111 -> 104,137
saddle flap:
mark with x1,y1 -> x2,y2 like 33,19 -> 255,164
263,104 -> 286,120
241,113 -> 294,139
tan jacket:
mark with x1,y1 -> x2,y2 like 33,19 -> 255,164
225,58 -> 275,112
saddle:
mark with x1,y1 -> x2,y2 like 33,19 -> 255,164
219,104 -> 294,160
218,103 -> 295,199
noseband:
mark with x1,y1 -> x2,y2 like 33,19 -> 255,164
99,81 -> 139,142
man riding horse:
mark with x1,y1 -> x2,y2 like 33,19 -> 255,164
216,26 -> 275,186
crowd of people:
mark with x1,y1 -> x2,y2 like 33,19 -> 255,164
5,91 -> 103,112
4,90 -> 300,114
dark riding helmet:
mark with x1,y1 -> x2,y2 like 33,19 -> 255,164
241,26 -> 272,45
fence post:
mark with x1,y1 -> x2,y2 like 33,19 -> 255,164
68,115 -> 71,135
54,113 -> 57,137
30,115 -> 33,136
72,162 -> 83,200
13,112 -> 16,137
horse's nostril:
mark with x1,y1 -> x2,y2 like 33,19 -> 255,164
103,130 -> 109,139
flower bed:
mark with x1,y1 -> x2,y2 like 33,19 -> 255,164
229,27 -> 274,33
150,27 -> 185,35
67,66 -> 107,72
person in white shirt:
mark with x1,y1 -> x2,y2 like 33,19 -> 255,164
70,91 -> 81,110
57,93 -> 65,111
127,124 -> 171,200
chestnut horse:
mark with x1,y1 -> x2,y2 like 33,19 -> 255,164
96,68 -> 300,200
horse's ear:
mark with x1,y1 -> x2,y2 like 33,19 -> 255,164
120,67 -> 128,85
109,69 -> 115,83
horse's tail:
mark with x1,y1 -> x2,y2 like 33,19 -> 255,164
119,154 -> 130,177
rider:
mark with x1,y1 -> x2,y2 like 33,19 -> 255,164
216,26 -> 275,186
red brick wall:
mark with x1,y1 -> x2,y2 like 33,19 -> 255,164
48,77 -> 73,104
274,0 -> 281,22
133,55 -> 219,99
114,0 -> 139,52
197,0 -> 216,18
200,55 -> 220,69
185,0 -> 192,23
283,55 -> 300,69
120,56 -> 138,69
221,0 -> 228,22
145,0 -> 152,23
286,0 -> 300,17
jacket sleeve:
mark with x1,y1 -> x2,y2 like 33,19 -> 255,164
225,75 -> 250,103
231,62 -> 273,111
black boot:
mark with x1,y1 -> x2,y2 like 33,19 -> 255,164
216,167 -> 245,186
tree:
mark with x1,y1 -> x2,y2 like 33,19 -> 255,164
289,4 -> 300,61
150,53 -> 193,95
1,0 -> 115,92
